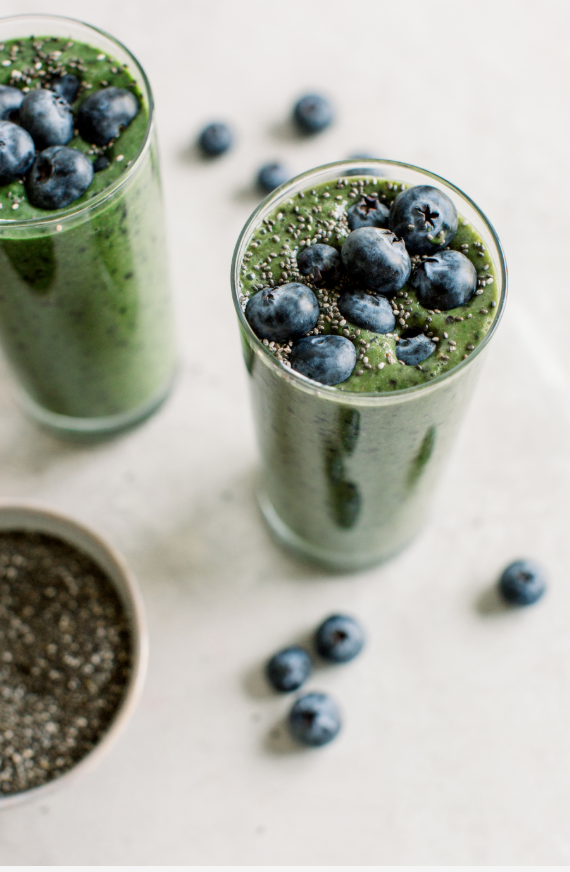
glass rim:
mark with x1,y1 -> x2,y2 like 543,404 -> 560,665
0,13 -> 154,228
231,157 -> 508,404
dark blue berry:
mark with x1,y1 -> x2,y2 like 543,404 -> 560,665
315,614 -> 365,663
26,146 -> 94,210
395,334 -> 436,366
0,121 -> 35,185
389,185 -> 458,255
92,154 -> 110,173
19,89 -> 73,150
297,243 -> 341,286
293,94 -> 333,134
77,87 -> 139,146
50,74 -> 80,104
0,85 -> 23,121
499,560 -> 547,606
346,194 -> 389,230
198,122 -> 233,156
290,335 -> 356,386
257,161 -> 290,193
245,282 -> 318,342
338,291 -> 395,334
288,692 -> 341,747
341,227 -> 411,296
410,249 -> 477,311
266,646 -> 312,692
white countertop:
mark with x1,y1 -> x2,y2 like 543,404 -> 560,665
0,0 -> 569,864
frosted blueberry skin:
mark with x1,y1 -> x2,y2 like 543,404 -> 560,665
389,184 -> 458,255
341,227 -> 411,296
395,334 -> 436,366
198,122 -> 233,156
19,89 -> 73,150
291,335 -> 356,386
338,291 -> 395,334
77,87 -> 139,147
266,646 -> 312,692
245,282 -> 318,343
0,85 -> 23,121
0,121 -> 35,185
410,249 -> 477,311
26,146 -> 94,210
50,74 -> 80,105
293,94 -> 333,134
499,560 -> 547,606
346,194 -> 390,231
315,614 -> 365,663
297,243 -> 342,287
288,692 -> 342,747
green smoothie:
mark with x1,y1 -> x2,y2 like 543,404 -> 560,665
232,160 -> 506,569
0,24 -> 175,433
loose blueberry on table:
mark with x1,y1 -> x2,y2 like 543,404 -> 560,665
257,161 -> 290,193
266,646 -> 312,692
498,560 -> 547,606
288,692 -> 342,747
198,121 -> 233,157
293,93 -> 334,134
315,614 -> 365,663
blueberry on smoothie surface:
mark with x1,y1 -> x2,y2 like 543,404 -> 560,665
18,89 -> 73,150
410,249 -> 477,311
341,227 -> 411,296
0,85 -> 23,121
389,184 -> 458,255
290,335 -> 356,386
0,121 -> 34,185
338,291 -> 395,334
77,86 -> 139,146
297,244 -> 342,286
293,93 -> 333,134
198,122 -> 233,156
288,692 -> 341,747
395,334 -> 436,366
266,646 -> 312,692
50,73 -> 80,105
346,194 -> 390,230
93,154 -> 110,173
245,282 -> 319,342
26,146 -> 94,210
257,161 -> 290,193
498,560 -> 547,606
315,614 -> 365,663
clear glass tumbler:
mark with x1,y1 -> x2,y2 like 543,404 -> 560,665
0,15 -> 176,437
231,160 -> 507,571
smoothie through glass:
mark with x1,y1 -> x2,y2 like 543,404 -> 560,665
0,16 -> 175,437
231,160 -> 507,571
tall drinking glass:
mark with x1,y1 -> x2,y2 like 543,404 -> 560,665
231,160 -> 507,571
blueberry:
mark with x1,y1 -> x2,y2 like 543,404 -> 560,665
26,146 -> 94,210
92,154 -> 110,173
338,291 -> 395,334
266,646 -> 312,692
389,185 -> 458,255
341,227 -> 411,296
346,194 -> 389,231
345,153 -> 381,176
498,559 -> 547,606
293,94 -> 333,134
257,161 -> 290,193
0,85 -> 23,121
18,89 -> 73,150
245,282 -> 318,342
50,74 -> 80,104
297,243 -> 341,286
290,335 -> 356,386
288,692 -> 341,747
315,614 -> 365,663
77,87 -> 139,147
198,122 -> 233,157
0,121 -> 35,185
395,334 -> 435,366
410,249 -> 477,311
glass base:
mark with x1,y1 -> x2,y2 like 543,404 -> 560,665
14,370 -> 176,441
257,487 -> 416,573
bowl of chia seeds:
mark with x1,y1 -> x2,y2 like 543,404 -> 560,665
0,502 -> 148,808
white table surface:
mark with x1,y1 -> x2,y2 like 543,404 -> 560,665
0,0 -> 569,864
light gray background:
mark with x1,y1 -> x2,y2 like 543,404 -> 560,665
0,0 -> 568,864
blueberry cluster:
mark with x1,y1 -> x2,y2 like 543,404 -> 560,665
265,614 -> 364,747
245,184 -> 479,386
0,82 -> 139,210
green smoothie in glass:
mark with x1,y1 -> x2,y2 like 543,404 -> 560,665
0,15 -> 175,436
231,160 -> 507,570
